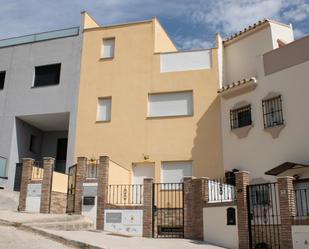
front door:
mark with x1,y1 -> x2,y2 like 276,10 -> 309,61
56,138 -> 67,172
132,163 -> 155,184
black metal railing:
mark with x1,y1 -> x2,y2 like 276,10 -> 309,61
205,178 -> 236,203
262,95 -> 284,128
295,188 -> 309,218
86,162 -> 98,179
31,161 -> 44,180
230,105 -> 252,129
107,184 -> 143,205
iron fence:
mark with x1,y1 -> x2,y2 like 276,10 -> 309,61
294,188 -> 309,218
31,161 -> 44,180
204,178 -> 236,203
107,184 -> 143,205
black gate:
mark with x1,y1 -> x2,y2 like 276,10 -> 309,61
66,164 -> 77,213
14,163 -> 23,191
152,183 -> 184,238
247,183 -> 281,249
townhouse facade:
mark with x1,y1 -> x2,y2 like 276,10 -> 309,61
0,27 -> 82,190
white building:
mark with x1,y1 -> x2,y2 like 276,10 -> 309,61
217,19 -> 309,184
0,27 -> 82,190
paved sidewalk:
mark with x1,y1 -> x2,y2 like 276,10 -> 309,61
42,229 -> 227,249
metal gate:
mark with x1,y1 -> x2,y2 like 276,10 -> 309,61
247,183 -> 281,249
66,164 -> 77,213
152,183 -> 184,238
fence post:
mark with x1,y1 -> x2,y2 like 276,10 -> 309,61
143,178 -> 153,238
183,177 -> 204,240
277,176 -> 295,249
18,158 -> 34,211
235,171 -> 250,249
74,157 -> 87,214
96,156 -> 109,230
40,157 -> 55,213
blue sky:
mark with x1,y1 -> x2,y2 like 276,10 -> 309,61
0,0 -> 308,49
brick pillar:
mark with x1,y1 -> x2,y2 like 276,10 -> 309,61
235,171 -> 250,249
96,156 -> 109,230
143,178 -> 153,238
18,158 -> 34,211
40,157 -> 55,213
278,176 -> 295,249
183,177 -> 204,240
74,157 -> 87,214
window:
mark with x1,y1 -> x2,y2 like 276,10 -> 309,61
29,135 -> 40,154
101,38 -> 115,58
97,97 -> 112,122
161,161 -> 192,183
262,96 -> 284,128
148,91 -> 193,118
0,156 -> 7,177
33,63 -> 61,87
230,105 -> 252,129
0,71 -> 6,90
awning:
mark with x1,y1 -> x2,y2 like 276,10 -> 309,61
265,162 -> 309,176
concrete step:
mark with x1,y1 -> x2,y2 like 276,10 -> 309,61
26,217 -> 94,231
22,214 -> 83,224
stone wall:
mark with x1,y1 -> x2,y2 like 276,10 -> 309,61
50,191 -> 67,214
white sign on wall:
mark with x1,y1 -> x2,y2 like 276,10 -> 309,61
104,209 -> 143,236
26,183 -> 42,213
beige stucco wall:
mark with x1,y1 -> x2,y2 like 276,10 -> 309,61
108,160 -> 131,185
75,18 -> 224,182
52,171 -> 68,193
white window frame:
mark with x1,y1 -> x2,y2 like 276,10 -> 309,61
147,91 -> 193,118
101,38 -> 115,59
96,97 -> 112,122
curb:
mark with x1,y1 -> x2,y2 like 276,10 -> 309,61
0,219 -> 105,249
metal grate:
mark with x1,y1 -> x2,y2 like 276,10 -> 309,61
230,105 -> 252,129
206,178 -> 236,203
294,188 -> 309,218
107,184 -> 144,205
262,96 -> 284,128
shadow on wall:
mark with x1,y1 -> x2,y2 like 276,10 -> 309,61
191,96 -> 224,178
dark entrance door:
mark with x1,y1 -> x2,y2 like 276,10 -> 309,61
14,163 -> 23,191
56,138 -> 67,173
66,164 -> 77,213
152,183 -> 184,238
247,183 -> 281,249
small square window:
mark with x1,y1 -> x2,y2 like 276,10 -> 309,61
262,96 -> 284,128
101,38 -> 115,58
97,97 -> 112,122
33,63 -> 61,87
230,105 -> 252,129
0,71 -> 6,90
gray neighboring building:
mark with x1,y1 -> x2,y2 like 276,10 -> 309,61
0,27 -> 82,190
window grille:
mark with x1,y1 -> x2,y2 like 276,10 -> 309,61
262,95 -> 284,128
230,105 -> 252,129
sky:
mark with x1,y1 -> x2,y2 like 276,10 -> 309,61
0,0 -> 308,50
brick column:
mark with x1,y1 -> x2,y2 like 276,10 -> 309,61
40,157 -> 55,213
96,156 -> 109,230
235,171 -> 250,249
74,157 -> 87,214
18,158 -> 34,211
183,177 -> 204,240
143,178 -> 153,238
278,176 -> 295,249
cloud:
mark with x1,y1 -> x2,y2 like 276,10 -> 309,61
174,36 -> 214,50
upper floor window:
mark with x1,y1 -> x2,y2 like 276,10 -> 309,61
262,96 -> 284,128
97,97 -> 112,122
230,105 -> 252,129
148,91 -> 193,118
0,71 -> 6,90
101,38 -> 115,59
33,63 -> 61,87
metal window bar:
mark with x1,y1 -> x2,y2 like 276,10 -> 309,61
262,96 -> 284,128
230,105 -> 252,130
294,189 -> 309,218
107,184 -> 143,205
31,161 -> 44,180
205,178 -> 236,203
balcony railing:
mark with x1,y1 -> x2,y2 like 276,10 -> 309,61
204,178 -> 236,203
107,184 -> 144,205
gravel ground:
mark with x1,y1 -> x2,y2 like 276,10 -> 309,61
0,224 -> 71,249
